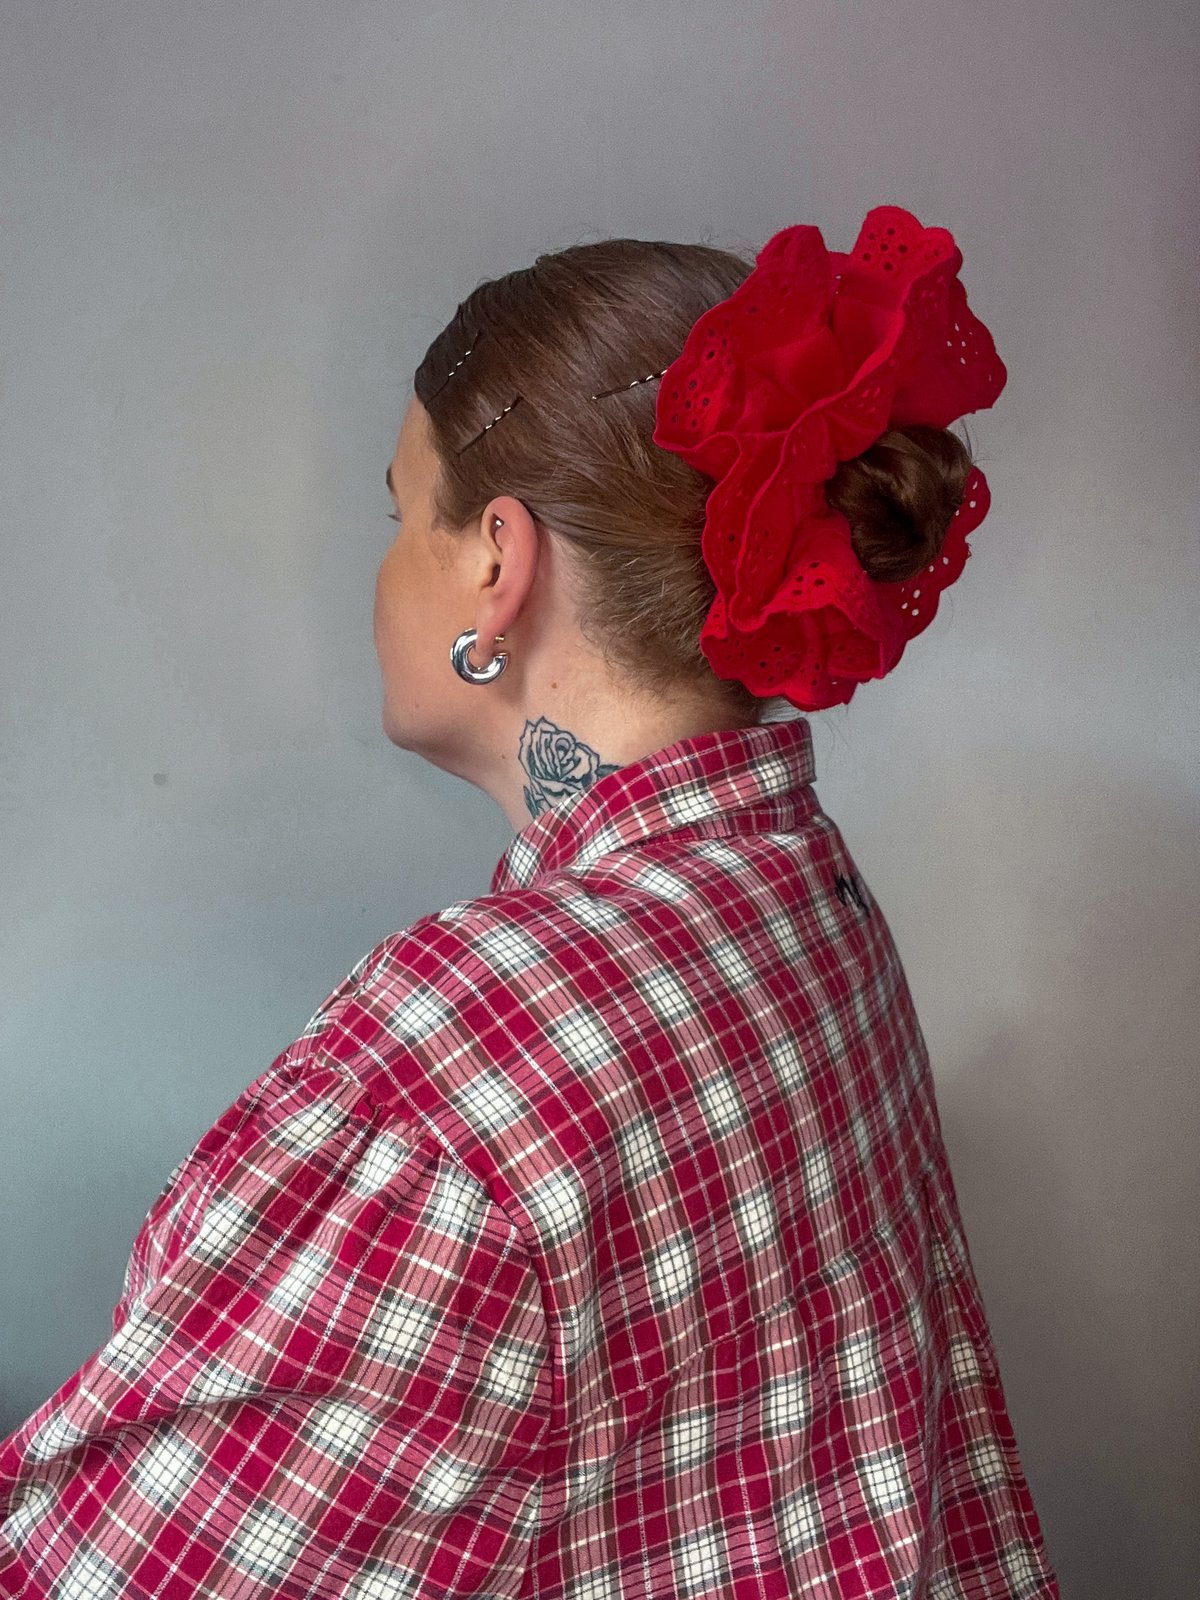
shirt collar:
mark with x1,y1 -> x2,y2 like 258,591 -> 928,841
490,715 -> 816,895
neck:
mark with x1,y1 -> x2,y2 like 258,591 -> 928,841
405,639 -> 762,831
487,698 -> 759,831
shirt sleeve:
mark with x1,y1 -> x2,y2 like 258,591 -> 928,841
108,944 -> 399,1331
0,1054 -> 552,1600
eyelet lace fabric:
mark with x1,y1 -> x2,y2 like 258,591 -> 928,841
652,204 -> 1008,710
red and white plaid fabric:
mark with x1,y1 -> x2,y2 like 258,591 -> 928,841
0,715 -> 1060,1598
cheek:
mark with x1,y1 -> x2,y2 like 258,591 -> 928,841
373,547 -> 402,655
372,564 -> 385,646
375,541 -> 402,611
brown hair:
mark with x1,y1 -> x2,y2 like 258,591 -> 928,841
414,236 -> 977,720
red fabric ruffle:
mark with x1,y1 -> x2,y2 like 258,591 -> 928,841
653,204 -> 1008,710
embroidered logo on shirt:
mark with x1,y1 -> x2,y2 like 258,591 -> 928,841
834,872 -> 870,917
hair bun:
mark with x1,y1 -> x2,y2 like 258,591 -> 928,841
825,422 -> 976,586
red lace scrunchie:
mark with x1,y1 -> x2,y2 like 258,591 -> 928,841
652,204 -> 1008,711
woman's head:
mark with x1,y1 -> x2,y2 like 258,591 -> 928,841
374,235 -> 977,828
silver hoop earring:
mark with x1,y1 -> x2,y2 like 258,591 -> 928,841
451,627 -> 509,684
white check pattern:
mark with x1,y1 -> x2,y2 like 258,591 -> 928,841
0,718 -> 1059,1598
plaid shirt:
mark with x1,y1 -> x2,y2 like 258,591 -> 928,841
0,716 -> 1060,1599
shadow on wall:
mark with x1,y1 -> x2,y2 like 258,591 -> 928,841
930,746 -> 1199,1600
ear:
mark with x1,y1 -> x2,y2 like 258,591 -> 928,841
473,497 -> 540,645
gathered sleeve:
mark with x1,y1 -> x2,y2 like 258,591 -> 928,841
0,1040 -> 552,1599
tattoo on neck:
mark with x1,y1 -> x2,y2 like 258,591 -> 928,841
518,716 -> 622,819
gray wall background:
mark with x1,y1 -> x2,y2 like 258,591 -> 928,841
2,1 -> 1196,1593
